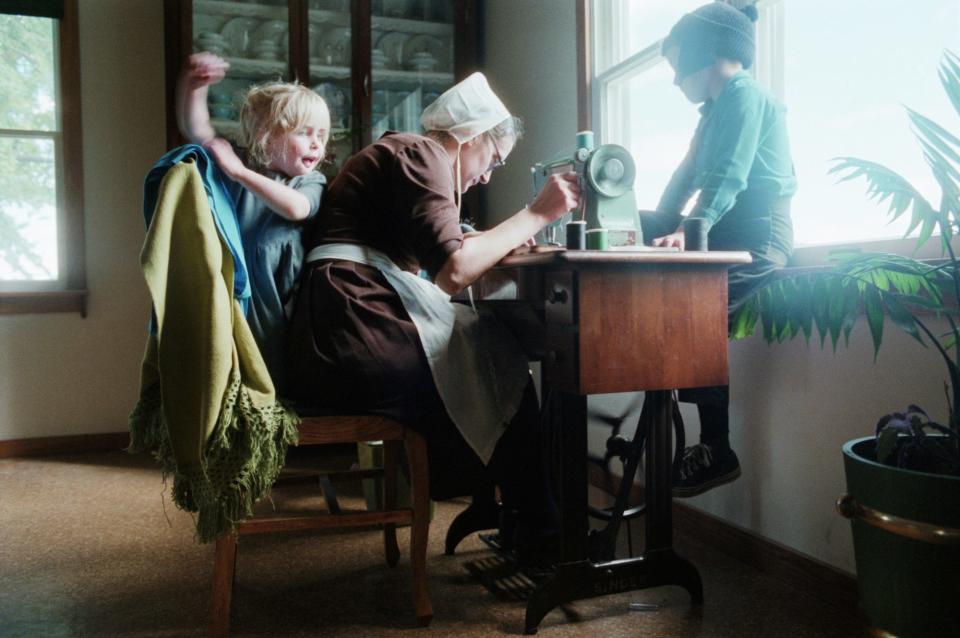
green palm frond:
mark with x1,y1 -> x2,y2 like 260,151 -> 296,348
828,158 -> 938,243
729,253 -> 947,356
938,49 -> 960,123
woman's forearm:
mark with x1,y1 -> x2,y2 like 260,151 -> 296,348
435,207 -> 543,294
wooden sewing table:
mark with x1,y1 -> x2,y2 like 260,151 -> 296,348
471,248 -> 751,634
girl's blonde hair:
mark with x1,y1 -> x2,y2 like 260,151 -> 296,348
238,81 -> 331,170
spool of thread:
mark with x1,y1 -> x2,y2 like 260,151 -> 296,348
586,228 -> 609,250
576,130 -> 595,151
682,217 -> 708,251
566,221 -> 586,250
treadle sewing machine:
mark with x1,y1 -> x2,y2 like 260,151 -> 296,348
448,137 -> 752,633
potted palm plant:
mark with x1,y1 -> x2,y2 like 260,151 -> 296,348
729,51 -> 960,638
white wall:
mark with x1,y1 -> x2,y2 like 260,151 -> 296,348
482,1 -> 579,223
482,0 -> 947,575
0,1 -> 163,439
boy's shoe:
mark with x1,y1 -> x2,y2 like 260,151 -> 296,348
672,443 -> 741,498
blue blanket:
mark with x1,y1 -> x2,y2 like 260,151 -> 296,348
143,145 -> 251,314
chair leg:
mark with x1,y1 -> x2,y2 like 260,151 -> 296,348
405,430 -> 433,626
382,440 -> 401,567
209,532 -> 238,638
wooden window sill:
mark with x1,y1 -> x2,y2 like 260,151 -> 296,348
0,290 -> 88,317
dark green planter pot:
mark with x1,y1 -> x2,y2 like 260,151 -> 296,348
841,437 -> 960,637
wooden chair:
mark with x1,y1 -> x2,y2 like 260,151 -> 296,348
209,415 -> 433,637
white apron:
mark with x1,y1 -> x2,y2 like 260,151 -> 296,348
305,243 -> 530,464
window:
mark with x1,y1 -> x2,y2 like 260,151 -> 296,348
0,0 -> 85,314
590,0 -> 960,248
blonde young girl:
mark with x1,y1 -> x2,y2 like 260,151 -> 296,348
177,52 -> 331,390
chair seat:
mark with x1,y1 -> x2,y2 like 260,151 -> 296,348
209,413 -> 433,637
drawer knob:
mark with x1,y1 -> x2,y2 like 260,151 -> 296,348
548,287 -> 568,304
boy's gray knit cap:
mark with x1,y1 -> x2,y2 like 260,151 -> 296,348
663,2 -> 758,79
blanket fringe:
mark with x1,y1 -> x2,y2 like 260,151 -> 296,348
128,376 -> 299,543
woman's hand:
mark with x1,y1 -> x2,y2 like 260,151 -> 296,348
203,137 -> 246,180
652,230 -> 685,250
528,172 -> 580,222
184,52 -> 229,90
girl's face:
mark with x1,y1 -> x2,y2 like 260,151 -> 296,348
266,120 -> 327,177
665,46 -> 713,104
458,133 -> 515,192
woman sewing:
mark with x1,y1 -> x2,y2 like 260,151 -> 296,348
286,73 -> 580,557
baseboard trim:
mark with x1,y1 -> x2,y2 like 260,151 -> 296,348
0,432 -> 130,459
587,462 -> 859,612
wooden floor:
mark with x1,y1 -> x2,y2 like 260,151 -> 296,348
0,447 -> 868,637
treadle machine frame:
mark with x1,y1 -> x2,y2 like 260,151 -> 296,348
452,249 -> 751,634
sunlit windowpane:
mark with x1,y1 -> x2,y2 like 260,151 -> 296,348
0,14 -> 57,132
0,137 -> 58,280
784,0 -> 960,246
602,60 -> 700,211
594,0 -> 703,75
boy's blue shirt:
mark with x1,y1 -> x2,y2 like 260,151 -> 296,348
658,71 -> 797,228
143,144 -> 251,313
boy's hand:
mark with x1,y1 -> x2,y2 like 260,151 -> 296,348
184,52 -> 229,89
652,230 -> 685,250
204,138 -> 245,179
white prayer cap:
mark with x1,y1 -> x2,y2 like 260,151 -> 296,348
420,72 -> 511,144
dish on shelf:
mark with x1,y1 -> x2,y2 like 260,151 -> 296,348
318,26 -> 352,66
208,88 -> 234,104
252,39 -> 282,61
371,48 -> 389,69
220,17 -> 259,57
252,19 -> 287,47
407,51 -> 438,72
210,104 -> 237,120
405,34 -> 447,70
376,31 -> 410,68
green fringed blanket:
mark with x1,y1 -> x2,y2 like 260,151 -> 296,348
128,160 -> 299,543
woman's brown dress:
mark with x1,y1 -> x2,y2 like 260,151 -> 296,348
287,133 -> 550,507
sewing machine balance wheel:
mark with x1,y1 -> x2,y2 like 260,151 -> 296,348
586,144 -> 636,198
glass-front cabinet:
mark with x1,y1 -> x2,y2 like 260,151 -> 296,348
163,0 -> 477,180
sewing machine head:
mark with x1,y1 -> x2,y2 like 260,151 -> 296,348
532,131 -> 642,247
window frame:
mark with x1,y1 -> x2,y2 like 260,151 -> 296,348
0,0 -> 87,316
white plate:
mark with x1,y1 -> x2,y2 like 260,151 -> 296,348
220,17 -> 259,57
252,19 -> 287,47
376,31 -> 410,68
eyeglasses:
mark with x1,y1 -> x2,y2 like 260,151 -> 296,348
487,139 -> 506,173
